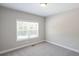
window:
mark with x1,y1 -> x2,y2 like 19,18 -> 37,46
17,21 -> 39,41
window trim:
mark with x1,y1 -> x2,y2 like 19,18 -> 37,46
16,20 -> 39,41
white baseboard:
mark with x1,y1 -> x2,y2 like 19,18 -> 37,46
46,40 -> 79,53
0,40 -> 45,54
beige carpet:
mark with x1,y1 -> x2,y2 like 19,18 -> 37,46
1,42 -> 79,56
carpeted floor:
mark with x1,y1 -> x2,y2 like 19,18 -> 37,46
1,42 -> 79,56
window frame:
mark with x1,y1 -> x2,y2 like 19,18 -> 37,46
16,20 -> 39,41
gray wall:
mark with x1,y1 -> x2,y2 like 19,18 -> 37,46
0,6 -> 45,51
46,8 -> 79,52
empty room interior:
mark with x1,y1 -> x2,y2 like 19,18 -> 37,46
0,3 -> 79,56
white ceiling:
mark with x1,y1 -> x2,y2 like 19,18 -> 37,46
0,3 -> 79,17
